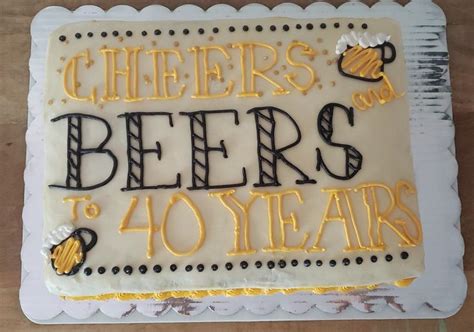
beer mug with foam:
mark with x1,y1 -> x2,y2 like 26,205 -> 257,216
50,228 -> 97,276
337,41 -> 396,82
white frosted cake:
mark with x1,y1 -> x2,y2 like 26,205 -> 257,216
41,17 -> 424,300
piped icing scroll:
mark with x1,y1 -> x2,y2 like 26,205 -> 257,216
43,17 -> 423,297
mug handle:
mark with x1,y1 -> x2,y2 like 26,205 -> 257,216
74,228 -> 98,252
381,42 -> 396,64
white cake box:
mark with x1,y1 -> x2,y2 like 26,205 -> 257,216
21,1 -> 466,323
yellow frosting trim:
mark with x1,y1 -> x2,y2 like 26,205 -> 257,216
63,279 -> 415,301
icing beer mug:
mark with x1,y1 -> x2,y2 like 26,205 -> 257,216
50,228 -> 97,276
337,39 -> 396,82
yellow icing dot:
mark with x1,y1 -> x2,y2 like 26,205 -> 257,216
85,59 -> 94,68
144,74 -> 151,85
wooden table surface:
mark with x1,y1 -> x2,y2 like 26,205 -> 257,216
1,0 -> 472,330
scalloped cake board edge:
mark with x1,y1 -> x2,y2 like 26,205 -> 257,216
21,1 -> 466,324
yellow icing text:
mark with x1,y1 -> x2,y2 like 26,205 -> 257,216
309,181 -> 422,252
63,40 -> 410,103
209,190 -> 257,256
309,188 -> 365,252
65,283 -> 389,302
355,182 -> 420,250
114,181 -> 420,258
284,41 -> 318,94
118,196 -> 159,259
188,45 -> 234,98
161,192 -> 206,256
63,195 -> 101,221
351,73 -> 404,111
100,47 -> 145,102
254,190 -> 309,252
341,45 -> 383,79
118,193 -> 205,258
63,49 -> 97,104
146,48 -> 186,100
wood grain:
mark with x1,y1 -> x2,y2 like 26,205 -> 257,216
0,0 -> 472,330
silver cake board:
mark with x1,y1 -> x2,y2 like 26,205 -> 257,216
21,1 -> 466,323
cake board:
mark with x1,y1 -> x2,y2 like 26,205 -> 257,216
20,1 -> 466,323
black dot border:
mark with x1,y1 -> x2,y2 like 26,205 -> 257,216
58,22 -> 369,42
81,251 -> 408,276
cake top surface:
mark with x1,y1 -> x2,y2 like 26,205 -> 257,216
42,17 -> 423,297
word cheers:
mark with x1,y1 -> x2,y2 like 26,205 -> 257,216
63,42 -> 318,103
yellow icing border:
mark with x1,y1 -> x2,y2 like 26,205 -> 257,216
64,278 -> 415,301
